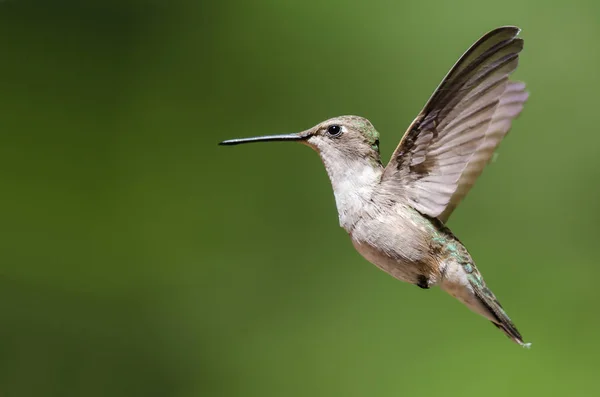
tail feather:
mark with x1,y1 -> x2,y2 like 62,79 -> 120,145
469,275 -> 531,348
491,322 -> 530,348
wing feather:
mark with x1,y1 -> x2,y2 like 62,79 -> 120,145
437,81 -> 529,221
381,26 -> 527,222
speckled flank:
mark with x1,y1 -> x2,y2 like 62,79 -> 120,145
425,216 -> 528,347
467,273 -> 484,288
421,213 -> 471,268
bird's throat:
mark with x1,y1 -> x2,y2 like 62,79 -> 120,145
319,155 -> 383,231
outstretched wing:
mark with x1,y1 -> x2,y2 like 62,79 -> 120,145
381,26 -> 527,223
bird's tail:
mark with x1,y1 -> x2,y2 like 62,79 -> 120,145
468,273 -> 531,348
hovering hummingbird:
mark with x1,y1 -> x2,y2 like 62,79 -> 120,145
220,26 -> 530,347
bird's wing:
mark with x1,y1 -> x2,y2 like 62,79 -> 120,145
381,26 -> 527,223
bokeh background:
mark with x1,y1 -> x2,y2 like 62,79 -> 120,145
0,0 -> 598,396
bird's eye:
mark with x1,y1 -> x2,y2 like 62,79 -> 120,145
326,125 -> 342,137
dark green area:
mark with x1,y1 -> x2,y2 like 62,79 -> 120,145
1,0 -> 598,395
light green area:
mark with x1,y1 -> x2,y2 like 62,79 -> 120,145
464,263 -> 474,273
1,1 -> 600,396
352,118 -> 380,146
363,124 -> 380,145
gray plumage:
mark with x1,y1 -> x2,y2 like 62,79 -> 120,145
220,26 -> 530,347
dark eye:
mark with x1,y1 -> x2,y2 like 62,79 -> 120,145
326,125 -> 342,137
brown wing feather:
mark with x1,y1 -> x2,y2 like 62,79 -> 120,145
381,26 -> 526,221
437,81 -> 528,222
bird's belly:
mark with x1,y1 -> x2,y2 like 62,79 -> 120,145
352,239 -> 422,284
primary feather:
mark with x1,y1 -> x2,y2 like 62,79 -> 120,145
382,26 -> 527,222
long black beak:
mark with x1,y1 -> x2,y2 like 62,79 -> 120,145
219,133 -> 306,146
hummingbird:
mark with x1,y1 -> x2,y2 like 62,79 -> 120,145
220,26 -> 530,347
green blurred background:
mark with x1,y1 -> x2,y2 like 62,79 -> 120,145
0,0 -> 598,396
